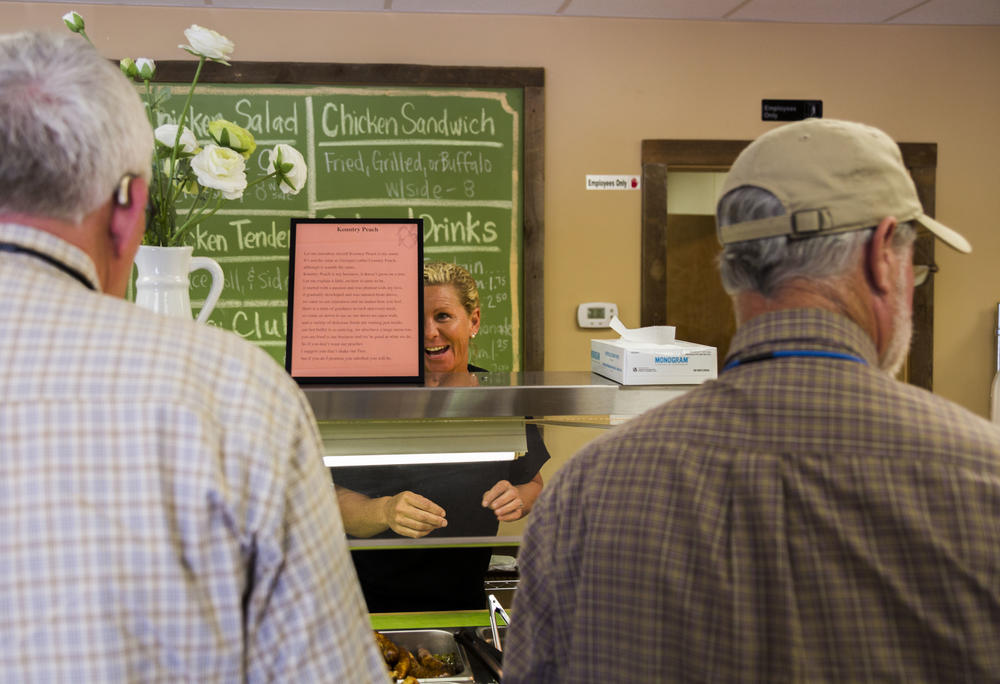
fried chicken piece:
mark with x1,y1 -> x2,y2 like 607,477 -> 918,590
412,647 -> 457,677
392,646 -> 417,679
373,631 -> 400,666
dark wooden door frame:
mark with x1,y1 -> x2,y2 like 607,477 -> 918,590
640,139 -> 937,389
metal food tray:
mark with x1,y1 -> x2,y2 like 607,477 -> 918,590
380,629 -> 474,683
474,625 -> 506,651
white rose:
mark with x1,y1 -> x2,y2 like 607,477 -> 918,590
267,144 -> 308,195
154,124 -> 198,154
191,144 -> 247,199
180,24 -> 234,62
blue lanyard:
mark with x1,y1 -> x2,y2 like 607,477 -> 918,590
723,349 -> 867,372
0,242 -> 95,291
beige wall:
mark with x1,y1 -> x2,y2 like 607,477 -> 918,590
4,3 -> 999,416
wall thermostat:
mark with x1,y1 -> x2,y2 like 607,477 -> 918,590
577,302 -> 618,328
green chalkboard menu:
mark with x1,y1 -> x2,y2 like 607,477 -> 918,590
142,62 -> 545,372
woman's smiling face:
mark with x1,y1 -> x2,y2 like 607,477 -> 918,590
424,284 -> 480,373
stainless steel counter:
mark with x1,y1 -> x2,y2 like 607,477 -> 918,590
304,370 -> 691,421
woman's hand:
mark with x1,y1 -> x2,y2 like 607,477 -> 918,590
381,490 -> 448,538
335,485 -> 447,539
482,479 -> 526,522
482,474 -> 545,522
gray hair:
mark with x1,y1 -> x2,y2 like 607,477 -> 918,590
0,31 -> 152,224
716,186 -> 915,296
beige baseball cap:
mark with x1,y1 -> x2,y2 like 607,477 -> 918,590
717,118 -> 971,253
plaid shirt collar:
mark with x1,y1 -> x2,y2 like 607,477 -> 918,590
0,222 -> 102,292
725,308 -> 880,369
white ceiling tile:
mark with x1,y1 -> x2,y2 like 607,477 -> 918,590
205,0 -> 386,7
729,0 -> 930,24
389,0 -> 566,15
561,0 -> 743,20
886,0 -> 1000,25
27,0 -> 176,5
207,0 -> 384,8
25,0 -> 197,5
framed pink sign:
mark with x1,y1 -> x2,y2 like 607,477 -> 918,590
286,218 -> 424,384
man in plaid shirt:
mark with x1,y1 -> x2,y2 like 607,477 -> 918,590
506,119 -> 1000,682
0,30 -> 387,682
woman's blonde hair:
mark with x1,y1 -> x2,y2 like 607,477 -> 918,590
423,262 -> 480,315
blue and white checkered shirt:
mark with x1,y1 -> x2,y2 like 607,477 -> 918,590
0,223 -> 388,683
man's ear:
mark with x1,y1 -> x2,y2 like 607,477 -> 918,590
109,174 -> 148,257
865,216 -> 899,296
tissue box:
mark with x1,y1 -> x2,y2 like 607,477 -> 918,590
591,337 -> 718,385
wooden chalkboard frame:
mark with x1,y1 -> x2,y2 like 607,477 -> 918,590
153,60 -> 546,372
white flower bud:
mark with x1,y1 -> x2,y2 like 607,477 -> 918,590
62,11 -> 86,34
267,144 -> 308,195
119,58 -> 138,79
135,58 -> 156,80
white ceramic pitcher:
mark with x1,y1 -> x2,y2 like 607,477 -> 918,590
133,245 -> 224,323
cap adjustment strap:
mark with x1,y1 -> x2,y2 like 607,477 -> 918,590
791,208 -> 832,236
717,208 -> 840,244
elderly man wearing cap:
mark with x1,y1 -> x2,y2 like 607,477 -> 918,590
504,119 -> 1000,682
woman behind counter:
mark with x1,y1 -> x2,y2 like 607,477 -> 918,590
334,262 -> 548,612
